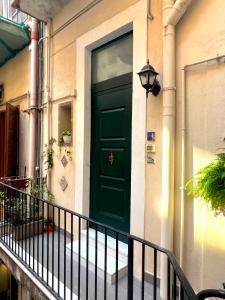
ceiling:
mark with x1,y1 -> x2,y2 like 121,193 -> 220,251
11,0 -> 71,22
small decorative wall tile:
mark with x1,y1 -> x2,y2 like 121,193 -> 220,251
61,155 -> 68,168
59,176 -> 68,191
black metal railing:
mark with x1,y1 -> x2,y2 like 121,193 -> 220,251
197,289 -> 225,300
0,182 -> 221,300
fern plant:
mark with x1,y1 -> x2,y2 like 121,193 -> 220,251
186,152 -> 225,215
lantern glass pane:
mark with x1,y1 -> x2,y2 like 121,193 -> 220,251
149,73 -> 155,85
140,72 -> 148,87
92,34 -> 133,83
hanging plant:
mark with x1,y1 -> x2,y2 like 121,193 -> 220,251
0,192 -> 4,202
27,177 -> 55,202
43,138 -> 56,170
58,130 -> 72,147
186,152 -> 225,215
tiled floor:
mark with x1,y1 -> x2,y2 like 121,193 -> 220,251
2,229 -> 159,300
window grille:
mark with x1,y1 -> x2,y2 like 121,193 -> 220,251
0,0 -> 30,23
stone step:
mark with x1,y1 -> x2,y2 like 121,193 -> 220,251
80,229 -> 128,263
66,229 -> 128,284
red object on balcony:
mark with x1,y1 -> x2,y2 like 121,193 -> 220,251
45,224 -> 54,233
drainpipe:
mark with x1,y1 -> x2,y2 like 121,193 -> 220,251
28,18 -> 39,178
179,68 -> 186,269
160,0 -> 193,299
166,0 -> 193,25
46,20 -> 52,190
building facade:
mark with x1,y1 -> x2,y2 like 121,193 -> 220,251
0,0 -> 225,299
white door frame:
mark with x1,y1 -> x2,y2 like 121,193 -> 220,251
75,0 -> 147,237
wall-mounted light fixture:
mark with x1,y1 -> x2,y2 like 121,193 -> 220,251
138,59 -> 161,96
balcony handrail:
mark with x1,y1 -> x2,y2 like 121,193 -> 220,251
0,181 -> 208,300
197,289 -> 225,300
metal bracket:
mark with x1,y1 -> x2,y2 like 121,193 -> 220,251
162,86 -> 176,91
22,106 -> 44,114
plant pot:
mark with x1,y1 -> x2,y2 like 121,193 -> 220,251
63,135 -> 71,144
45,224 -> 54,233
6,179 -> 28,190
12,219 -> 44,241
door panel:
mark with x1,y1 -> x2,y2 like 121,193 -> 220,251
90,73 -> 132,233
4,103 -> 19,177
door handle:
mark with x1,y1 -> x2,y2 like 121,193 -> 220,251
108,152 -> 114,165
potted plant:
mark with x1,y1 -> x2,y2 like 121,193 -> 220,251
7,178 -> 28,190
44,218 -> 54,233
28,177 -> 55,233
186,152 -> 225,215
43,138 -> 56,170
59,130 -> 71,145
5,196 -> 44,241
4,177 -> 55,240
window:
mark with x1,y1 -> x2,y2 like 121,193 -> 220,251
58,102 -> 72,145
92,33 -> 133,83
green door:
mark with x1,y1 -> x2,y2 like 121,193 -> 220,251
90,73 -> 132,233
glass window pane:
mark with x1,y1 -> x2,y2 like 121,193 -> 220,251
92,33 -> 133,83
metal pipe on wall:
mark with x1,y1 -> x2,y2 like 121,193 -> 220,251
160,0 -> 193,298
36,22 -> 44,178
28,18 -> 39,178
179,68 -> 186,269
46,20 -> 52,190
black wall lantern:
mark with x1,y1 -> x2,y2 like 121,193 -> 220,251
138,59 -> 161,96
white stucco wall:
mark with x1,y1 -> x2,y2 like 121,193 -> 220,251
175,0 -> 225,291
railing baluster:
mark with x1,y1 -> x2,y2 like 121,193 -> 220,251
167,257 -> 171,300
64,210 -> 67,299
22,191 -> 25,260
78,216 -> 81,299
9,187 -> 12,247
141,243 -> 145,300
33,196 -> 35,271
127,237 -> 134,300
70,213 -> 73,300
180,284 -> 184,300
104,227 -> 107,300
58,207 -> 60,296
52,205 -> 55,290
25,193 -> 28,264
12,188 -> 14,250
154,249 -> 157,300
11,191 -> 16,251
173,269 -> 177,300
37,197 -> 40,276
3,185 -> 6,243
41,202 -> 45,280
10,188 -> 13,251
86,220 -> 89,300
42,201 -> 44,281
47,202 -> 49,286
115,232 -> 118,300
95,225 -> 98,300
29,195 -> 31,267
13,189 -> 16,254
